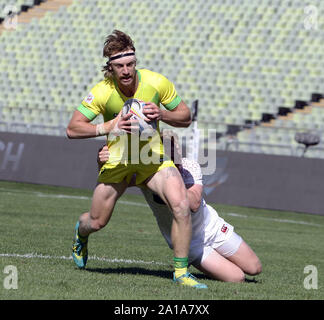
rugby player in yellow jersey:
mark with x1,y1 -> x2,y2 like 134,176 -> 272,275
66,30 -> 207,289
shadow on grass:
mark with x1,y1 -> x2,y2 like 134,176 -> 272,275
85,266 -> 172,279
244,277 -> 260,283
84,266 -> 261,284
85,266 -> 214,281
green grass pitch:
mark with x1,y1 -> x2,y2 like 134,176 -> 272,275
0,180 -> 323,300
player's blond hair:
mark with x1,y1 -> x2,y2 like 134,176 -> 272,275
102,30 -> 136,78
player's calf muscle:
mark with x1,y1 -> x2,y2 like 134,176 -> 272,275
78,213 -> 93,236
172,198 -> 191,218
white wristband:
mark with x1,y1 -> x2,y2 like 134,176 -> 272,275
96,123 -> 107,136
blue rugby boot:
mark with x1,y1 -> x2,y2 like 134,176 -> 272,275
72,221 -> 88,269
173,272 -> 208,289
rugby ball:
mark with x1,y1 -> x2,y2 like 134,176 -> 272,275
122,99 -> 157,134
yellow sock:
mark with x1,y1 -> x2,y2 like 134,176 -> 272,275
173,257 -> 189,278
174,267 -> 187,278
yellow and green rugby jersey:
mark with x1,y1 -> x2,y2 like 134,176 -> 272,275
77,69 -> 181,164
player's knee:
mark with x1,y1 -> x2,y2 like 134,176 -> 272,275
253,260 -> 262,275
90,219 -> 107,232
229,269 -> 245,283
247,259 -> 262,276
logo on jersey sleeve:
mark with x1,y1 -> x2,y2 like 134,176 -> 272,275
221,224 -> 228,233
84,92 -> 95,104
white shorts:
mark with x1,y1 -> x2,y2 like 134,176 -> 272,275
190,231 -> 242,266
214,231 -> 242,257
189,205 -> 243,265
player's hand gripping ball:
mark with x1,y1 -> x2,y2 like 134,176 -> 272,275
122,99 -> 157,134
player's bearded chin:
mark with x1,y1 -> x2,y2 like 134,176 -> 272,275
121,71 -> 135,83
115,66 -> 136,87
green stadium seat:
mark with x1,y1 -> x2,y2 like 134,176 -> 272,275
1,0 -> 324,155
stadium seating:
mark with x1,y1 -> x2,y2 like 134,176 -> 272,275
1,0 -> 324,158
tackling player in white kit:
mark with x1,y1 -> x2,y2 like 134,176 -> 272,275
98,131 -> 262,282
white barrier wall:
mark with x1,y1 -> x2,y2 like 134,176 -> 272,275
1,132 -> 323,215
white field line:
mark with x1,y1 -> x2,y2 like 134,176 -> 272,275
226,212 -> 322,227
0,187 -> 149,207
0,253 -> 167,266
1,188 -> 322,227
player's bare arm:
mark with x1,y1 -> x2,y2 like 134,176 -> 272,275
66,110 -> 139,138
143,101 -> 191,128
186,184 -> 203,213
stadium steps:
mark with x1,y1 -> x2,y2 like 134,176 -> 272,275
0,1 -> 44,33
19,0 -> 74,21
212,92 -> 319,146
0,0 -> 73,33
311,100 -> 324,107
309,93 -> 324,108
219,91 -> 324,151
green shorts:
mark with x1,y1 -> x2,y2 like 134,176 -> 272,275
98,160 -> 176,185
